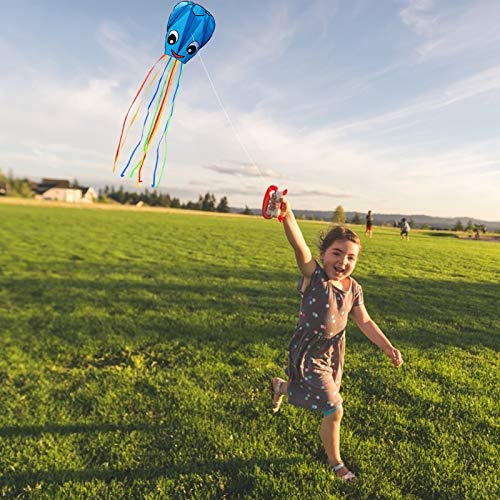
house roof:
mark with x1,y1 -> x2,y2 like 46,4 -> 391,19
32,178 -> 73,195
41,178 -> 71,188
31,179 -> 97,198
81,187 -> 96,196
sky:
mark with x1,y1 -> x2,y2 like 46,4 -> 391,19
1,0 -> 499,220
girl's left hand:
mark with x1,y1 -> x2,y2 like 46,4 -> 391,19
386,347 -> 403,368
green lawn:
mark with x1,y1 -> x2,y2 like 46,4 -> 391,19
0,203 -> 498,499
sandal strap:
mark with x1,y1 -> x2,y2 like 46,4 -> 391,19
332,462 -> 355,480
275,379 -> 283,395
270,379 -> 284,413
272,378 -> 283,395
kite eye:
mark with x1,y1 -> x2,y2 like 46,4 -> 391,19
186,41 -> 199,55
167,30 -> 179,45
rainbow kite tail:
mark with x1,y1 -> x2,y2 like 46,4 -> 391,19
113,53 -> 167,173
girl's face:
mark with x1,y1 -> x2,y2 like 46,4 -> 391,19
320,239 -> 360,281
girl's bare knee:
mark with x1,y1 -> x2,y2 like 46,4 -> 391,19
322,405 -> 343,424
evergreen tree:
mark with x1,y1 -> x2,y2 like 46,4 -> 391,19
453,220 -> 464,231
351,212 -> 361,224
201,192 -> 216,211
159,193 -> 171,207
241,205 -> 252,215
216,196 -> 230,213
186,195 -> 203,210
466,220 -> 474,232
332,205 -> 346,223
115,186 -> 125,204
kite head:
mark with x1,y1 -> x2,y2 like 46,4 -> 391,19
165,2 -> 215,64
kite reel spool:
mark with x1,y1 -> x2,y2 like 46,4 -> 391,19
262,185 -> 288,222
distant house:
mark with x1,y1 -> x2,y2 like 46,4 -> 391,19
32,178 -> 97,203
0,181 -> 7,195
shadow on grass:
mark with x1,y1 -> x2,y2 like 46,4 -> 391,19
355,274 -> 498,350
423,232 -> 460,238
2,260 -> 498,351
1,456 -> 302,490
0,422 -> 156,438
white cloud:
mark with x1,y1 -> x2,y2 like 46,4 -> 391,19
399,0 -> 437,37
205,162 -> 285,179
97,21 -> 159,76
328,64 -> 500,137
400,0 -> 500,60
214,4 -> 297,85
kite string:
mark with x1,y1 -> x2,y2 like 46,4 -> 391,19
195,50 -> 268,181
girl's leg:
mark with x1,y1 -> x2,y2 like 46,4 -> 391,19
270,377 -> 288,412
320,406 -> 355,479
320,406 -> 343,465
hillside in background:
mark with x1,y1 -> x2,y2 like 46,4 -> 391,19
233,208 -> 500,230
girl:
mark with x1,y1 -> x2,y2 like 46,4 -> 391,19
269,195 -> 403,481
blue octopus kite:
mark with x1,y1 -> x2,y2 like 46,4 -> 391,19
114,2 -> 215,187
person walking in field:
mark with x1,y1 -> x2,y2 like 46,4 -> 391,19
268,194 -> 403,481
365,210 -> 374,238
400,218 -> 410,240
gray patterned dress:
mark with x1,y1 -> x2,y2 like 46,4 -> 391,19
286,262 -> 364,413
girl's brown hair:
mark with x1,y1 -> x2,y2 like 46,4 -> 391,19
318,225 -> 361,254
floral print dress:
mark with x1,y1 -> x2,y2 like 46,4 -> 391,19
286,262 -> 364,413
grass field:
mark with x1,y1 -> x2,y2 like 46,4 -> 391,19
0,202 -> 498,499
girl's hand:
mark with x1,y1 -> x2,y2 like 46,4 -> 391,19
270,194 -> 291,220
385,347 -> 403,368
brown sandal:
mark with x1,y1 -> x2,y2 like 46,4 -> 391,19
270,378 -> 284,413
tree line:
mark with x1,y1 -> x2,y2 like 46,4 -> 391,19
98,185 -> 230,212
330,205 -> 487,232
0,169 -> 494,230
0,169 -> 230,213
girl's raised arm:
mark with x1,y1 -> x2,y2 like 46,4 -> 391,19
279,197 -> 316,279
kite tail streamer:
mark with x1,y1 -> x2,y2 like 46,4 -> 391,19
113,53 -> 167,172
133,59 -> 179,184
152,63 -> 184,188
118,56 -> 171,173
120,57 -> 173,178
128,62 -> 174,182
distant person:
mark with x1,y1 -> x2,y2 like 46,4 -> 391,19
365,210 -> 374,238
400,218 -> 410,240
267,193 -> 403,482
